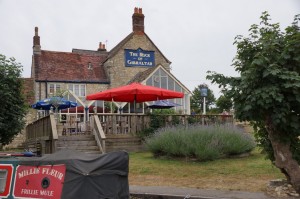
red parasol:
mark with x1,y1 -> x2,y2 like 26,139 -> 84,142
86,82 -> 184,103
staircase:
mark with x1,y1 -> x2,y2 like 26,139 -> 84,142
55,121 -> 145,154
56,134 -> 101,154
56,134 -> 145,154
105,134 -> 145,153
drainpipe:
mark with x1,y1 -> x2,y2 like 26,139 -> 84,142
39,82 -> 41,100
45,81 -> 48,98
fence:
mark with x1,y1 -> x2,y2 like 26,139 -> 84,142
95,114 -> 233,135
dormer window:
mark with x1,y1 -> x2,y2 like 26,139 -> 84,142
88,62 -> 92,69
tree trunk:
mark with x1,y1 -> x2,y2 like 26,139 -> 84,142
266,118 -> 300,193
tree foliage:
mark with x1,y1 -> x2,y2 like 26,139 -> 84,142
190,84 -> 216,114
207,12 -> 300,191
215,94 -> 233,113
0,54 -> 27,145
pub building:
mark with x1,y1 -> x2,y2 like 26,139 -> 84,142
29,7 -> 191,122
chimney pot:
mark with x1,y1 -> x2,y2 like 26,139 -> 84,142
97,42 -> 106,51
132,7 -> 145,34
35,27 -> 39,36
33,26 -> 41,53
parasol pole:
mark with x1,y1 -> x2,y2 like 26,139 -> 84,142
134,95 -> 136,113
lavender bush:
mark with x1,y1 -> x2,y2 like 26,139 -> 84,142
145,124 -> 256,161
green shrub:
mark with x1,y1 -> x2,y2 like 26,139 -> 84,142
187,115 -> 198,124
137,109 -> 178,139
145,124 -> 256,161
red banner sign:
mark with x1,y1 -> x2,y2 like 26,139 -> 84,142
13,164 -> 66,199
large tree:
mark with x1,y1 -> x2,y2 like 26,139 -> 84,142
190,84 -> 216,114
215,94 -> 233,113
207,12 -> 300,193
0,54 -> 27,145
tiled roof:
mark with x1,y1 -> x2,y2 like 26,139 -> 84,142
106,32 -> 135,60
128,65 -> 159,84
34,50 -> 109,83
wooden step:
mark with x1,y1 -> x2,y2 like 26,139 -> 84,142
57,145 -> 99,151
57,135 -> 100,154
57,133 -> 145,153
56,140 -> 97,147
104,135 -> 145,152
58,135 -> 95,141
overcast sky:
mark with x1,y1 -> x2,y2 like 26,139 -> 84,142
0,0 -> 299,97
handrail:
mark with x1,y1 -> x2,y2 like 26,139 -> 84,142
50,113 -> 58,140
49,113 -> 59,153
92,114 -> 106,153
25,112 -> 59,153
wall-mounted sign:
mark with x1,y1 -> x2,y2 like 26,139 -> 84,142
13,165 -> 66,199
125,48 -> 155,67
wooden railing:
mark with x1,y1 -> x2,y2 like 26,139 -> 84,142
25,113 -> 58,154
90,114 -> 106,153
185,114 -> 234,125
96,114 -> 151,135
95,114 -> 234,135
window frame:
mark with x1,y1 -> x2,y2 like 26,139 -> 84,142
68,84 -> 86,97
0,165 -> 13,198
48,83 -> 61,95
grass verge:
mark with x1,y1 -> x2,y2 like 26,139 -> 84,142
129,147 -> 283,192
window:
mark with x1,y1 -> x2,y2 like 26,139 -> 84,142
80,85 -> 86,96
0,165 -> 13,198
168,78 -> 174,90
49,83 -> 61,95
146,78 -> 152,86
161,76 -> 167,89
175,82 -> 182,92
88,62 -> 92,69
0,169 -> 8,193
68,84 -> 86,97
153,75 -> 160,88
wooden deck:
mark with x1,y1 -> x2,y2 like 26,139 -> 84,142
25,113 -> 234,155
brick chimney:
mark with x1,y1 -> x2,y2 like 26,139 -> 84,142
97,42 -> 106,51
33,27 -> 41,54
132,7 -> 144,34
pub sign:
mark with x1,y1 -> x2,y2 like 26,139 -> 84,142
125,48 -> 155,67
200,87 -> 208,97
